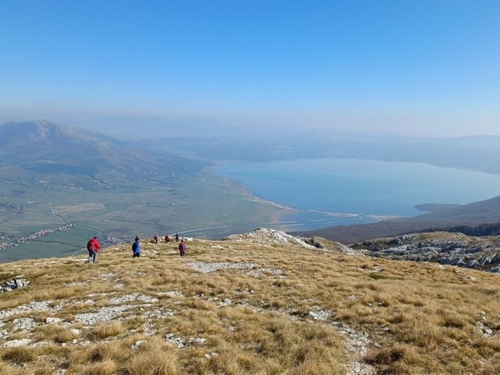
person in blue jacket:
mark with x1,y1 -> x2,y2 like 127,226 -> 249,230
132,236 -> 141,258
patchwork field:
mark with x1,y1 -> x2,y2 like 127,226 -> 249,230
0,172 -> 288,262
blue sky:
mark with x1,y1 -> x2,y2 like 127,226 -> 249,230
1,0 -> 499,136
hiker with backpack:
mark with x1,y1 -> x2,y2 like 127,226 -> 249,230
178,239 -> 187,257
132,236 -> 141,258
86,236 -> 101,263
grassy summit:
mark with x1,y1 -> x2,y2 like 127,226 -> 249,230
1,229 -> 500,374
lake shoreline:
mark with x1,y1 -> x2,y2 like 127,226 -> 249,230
214,158 -> 500,232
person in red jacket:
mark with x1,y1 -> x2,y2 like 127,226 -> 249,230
86,236 -> 101,263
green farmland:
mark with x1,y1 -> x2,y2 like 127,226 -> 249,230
0,171 -> 288,262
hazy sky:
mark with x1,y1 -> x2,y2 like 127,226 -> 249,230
1,0 -> 499,136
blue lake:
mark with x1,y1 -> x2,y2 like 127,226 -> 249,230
215,159 -> 500,231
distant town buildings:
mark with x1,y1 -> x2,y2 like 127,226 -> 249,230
0,224 -> 74,250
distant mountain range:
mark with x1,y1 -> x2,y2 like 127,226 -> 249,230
2,119 -> 500,258
0,120 -> 205,188
0,120 -> 288,262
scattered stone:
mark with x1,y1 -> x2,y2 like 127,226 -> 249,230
0,278 -> 30,292
332,321 -> 376,375
353,233 -> 500,274
188,262 -> 256,274
219,298 -> 233,306
165,333 -> 185,348
2,338 -> 33,347
109,294 -> 158,304
247,268 -> 283,277
131,340 -> 146,349
225,228 -> 317,250
189,337 -> 207,345
75,305 -> 131,325
165,290 -> 183,297
308,310 -> 332,321
143,322 -> 157,336
0,301 -> 61,320
45,317 -> 63,324
476,321 -> 497,338
13,317 -> 36,332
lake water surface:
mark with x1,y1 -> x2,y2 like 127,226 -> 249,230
215,159 -> 500,231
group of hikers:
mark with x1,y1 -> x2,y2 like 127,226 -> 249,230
86,233 -> 187,263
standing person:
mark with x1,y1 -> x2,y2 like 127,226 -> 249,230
175,233 -> 179,242
154,234 -> 159,244
165,234 -> 170,243
178,239 -> 187,257
86,236 -> 101,263
132,236 -> 141,258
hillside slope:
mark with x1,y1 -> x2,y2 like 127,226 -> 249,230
296,196 -> 500,244
1,229 -> 500,374
0,120 -> 205,184
0,121 -> 287,257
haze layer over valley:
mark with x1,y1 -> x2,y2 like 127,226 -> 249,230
0,121 -> 289,262
2,1 -> 499,262
2,119 -> 500,263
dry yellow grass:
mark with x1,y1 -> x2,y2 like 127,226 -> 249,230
92,321 -> 123,339
0,231 -> 500,374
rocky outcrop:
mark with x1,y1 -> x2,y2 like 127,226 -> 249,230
0,279 -> 30,292
225,228 -> 318,250
352,232 -> 500,273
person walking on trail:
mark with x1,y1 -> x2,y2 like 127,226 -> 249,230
179,239 -> 187,257
154,234 -> 159,244
86,236 -> 101,263
165,234 -> 170,243
175,233 -> 179,242
132,237 -> 141,258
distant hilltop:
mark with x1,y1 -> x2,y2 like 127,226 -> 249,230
0,120 -> 206,184
294,196 -> 500,244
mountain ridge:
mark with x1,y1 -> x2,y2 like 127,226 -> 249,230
294,195 -> 500,244
0,120 -> 205,183
1,228 -> 500,374
3,119 -> 500,263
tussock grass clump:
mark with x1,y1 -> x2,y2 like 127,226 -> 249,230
365,344 -> 422,373
69,341 -> 128,371
125,350 -> 177,375
82,360 -> 118,375
2,346 -> 35,365
92,321 -> 123,339
34,324 -> 79,343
